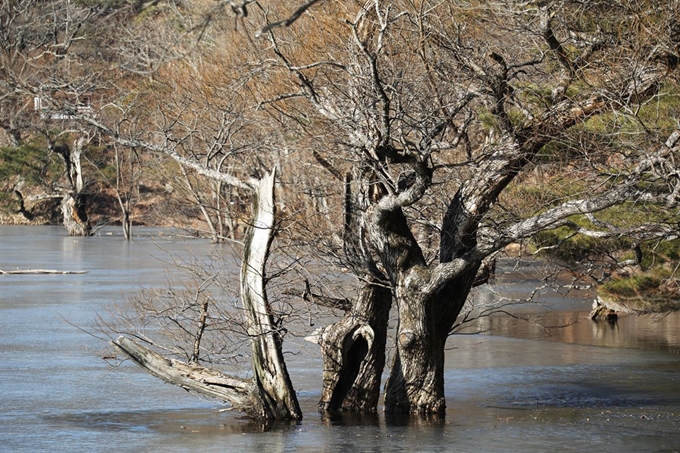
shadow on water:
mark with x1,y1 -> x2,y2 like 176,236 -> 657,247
44,408 -> 292,435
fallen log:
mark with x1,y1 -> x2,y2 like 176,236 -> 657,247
0,269 -> 87,275
112,336 -> 258,415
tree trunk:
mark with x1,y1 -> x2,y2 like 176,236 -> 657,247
383,267 -> 476,416
180,165 -> 221,242
122,209 -> 131,240
240,169 -> 302,421
115,191 -> 132,240
55,137 -> 92,236
61,192 -> 91,236
384,267 -> 443,416
317,275 -> 391,413
114,146 -> 133,240
112,169 -> 301,422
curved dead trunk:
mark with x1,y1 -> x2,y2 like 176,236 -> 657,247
113,169 -> 301,422
317,276 -> 391,413
240,169 -> 302,421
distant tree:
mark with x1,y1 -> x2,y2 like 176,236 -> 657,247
0,0 -> 128,233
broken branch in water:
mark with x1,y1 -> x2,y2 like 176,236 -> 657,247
0,269 -> 87,275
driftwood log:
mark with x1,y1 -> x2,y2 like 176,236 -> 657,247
0,269 -> 87,274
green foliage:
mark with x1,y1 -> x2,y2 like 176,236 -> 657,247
531,203 -> 679,266
601,269 -> 671,298
504,176 -> 589,215
533,223 -> 633,264
0,143 -> 61,188
0,142 -> 60,217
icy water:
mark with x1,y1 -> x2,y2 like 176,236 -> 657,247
1,226 -> 679,453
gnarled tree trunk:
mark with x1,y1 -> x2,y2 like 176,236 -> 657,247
61,192 -> 91,236
54,136 -> 92,236
317,275 -> 391,412
384,267 -> 477,415
315,171 -> 393,413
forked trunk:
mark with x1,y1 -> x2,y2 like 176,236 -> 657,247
318,276 -> 391,412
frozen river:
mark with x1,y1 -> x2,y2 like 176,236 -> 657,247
1,226 -> 679,452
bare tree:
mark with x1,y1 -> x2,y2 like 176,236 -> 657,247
0,0 -> 135,234
61,0 -> 680,421
256,0 -> 680,415
108,169 -> 302,421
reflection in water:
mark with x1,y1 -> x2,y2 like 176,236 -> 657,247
1,227 -> 679,453
321,411 -> 381,427
478,310 -> 680,354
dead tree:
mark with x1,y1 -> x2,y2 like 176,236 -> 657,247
112,170 -> 302,421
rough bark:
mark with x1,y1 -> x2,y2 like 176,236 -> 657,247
317,276 -> 391,413
61,192 -> 91,236
365,171 -> 481,415
383,264 -> 478,416
112,336 -> 258,414
314,169 -> 392,413
54,137 -> 92,236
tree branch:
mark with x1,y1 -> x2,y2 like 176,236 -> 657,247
80,115 -> 255,191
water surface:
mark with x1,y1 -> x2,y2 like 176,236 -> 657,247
1,226 -> 678,452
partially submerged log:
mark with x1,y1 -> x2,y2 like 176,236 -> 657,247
589,299 -> 618,321
0,269 -> 87,274
595,294 -> 680,316
112,336 -> 257,414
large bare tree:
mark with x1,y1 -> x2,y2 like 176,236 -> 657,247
256,0 -> 680,415
71,0 -> 679,421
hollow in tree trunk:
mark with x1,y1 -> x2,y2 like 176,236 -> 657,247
317,275 -> 391,413
53,136 -> 92,236
61,192 -> 91,236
